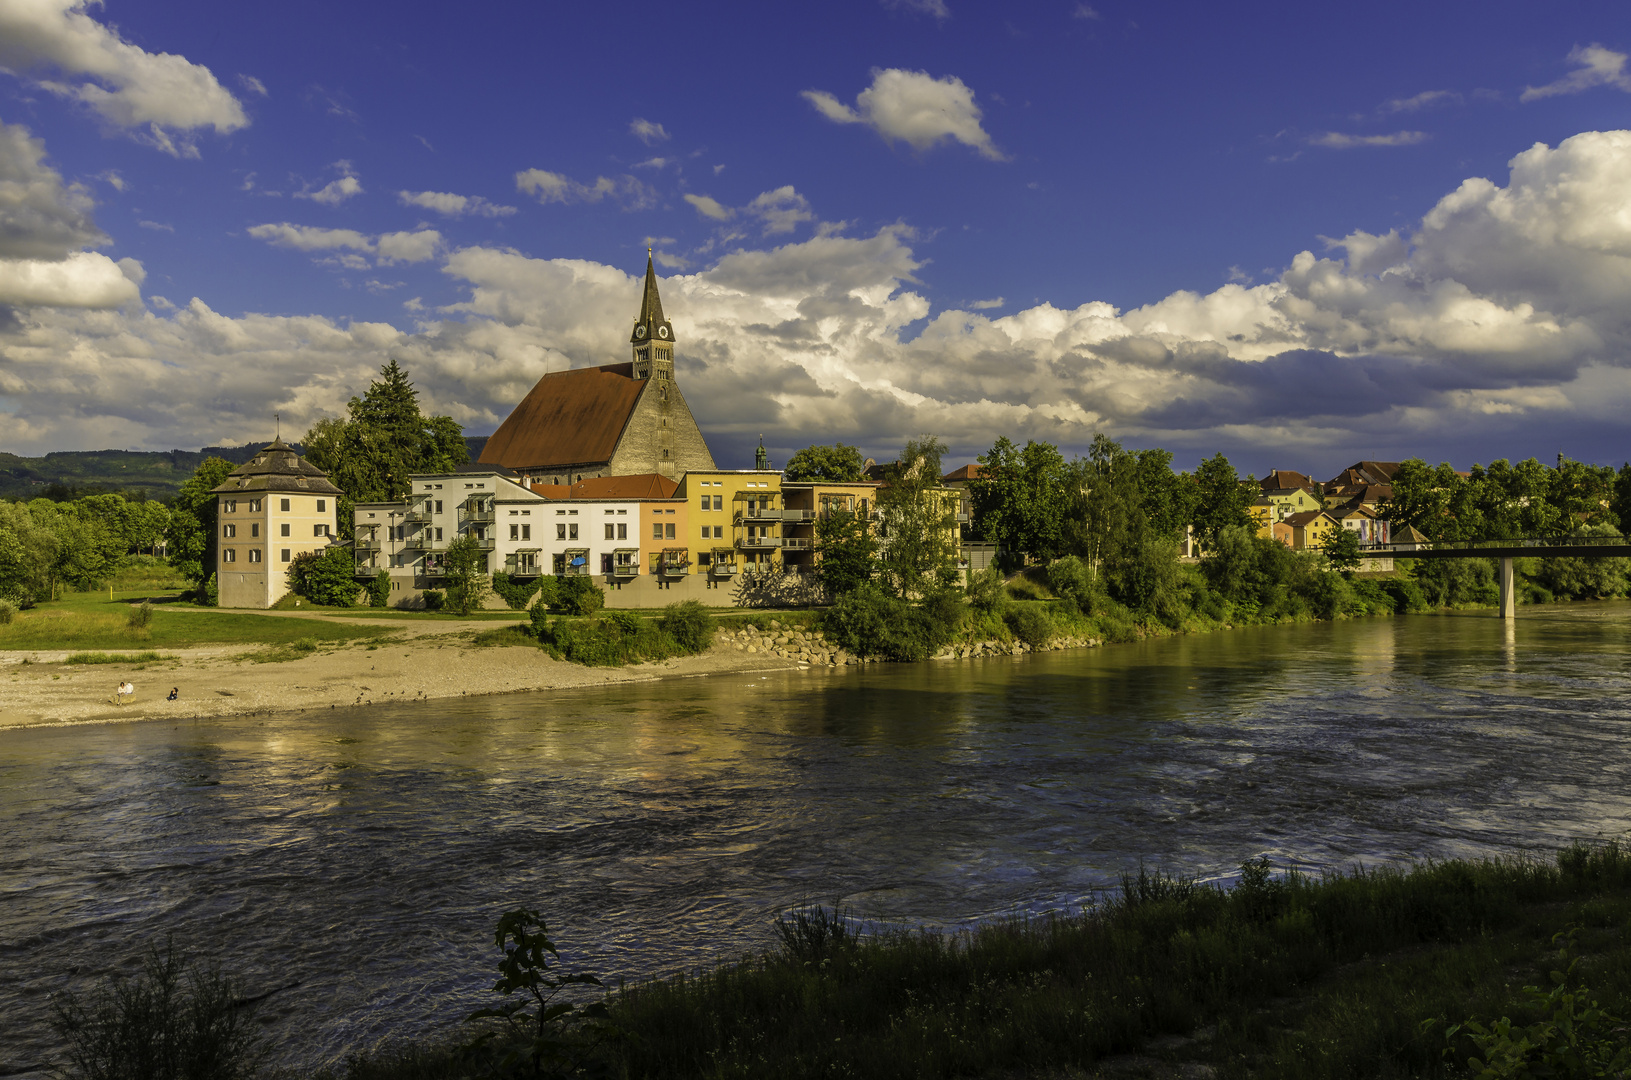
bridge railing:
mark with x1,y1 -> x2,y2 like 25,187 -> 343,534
1360,533 -> 1631,555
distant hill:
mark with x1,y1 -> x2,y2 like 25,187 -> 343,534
1,434 -> 492,502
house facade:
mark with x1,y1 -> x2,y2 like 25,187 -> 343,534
212,439 -> 341,608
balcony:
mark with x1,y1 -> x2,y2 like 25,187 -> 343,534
354,539 -> 381,553
782,537 -> 812,551
354,565 -> 384,577
610,563 -> 639,578
740,506 -> 782,521
421,563 -> 446,577
470,536 -> 497,551
462,508 -> 496,524
779,509 -> 817,522
404,510 -> 433,524
737,536 -> 784,549
403,535 -> 438,552
955,512 -> 970,523
708,562 -> 738,578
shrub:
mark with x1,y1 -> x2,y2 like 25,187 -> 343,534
1377,574 -> 1430,614
422,589 -> 445,611
1004,603 -> 1055,647
658,600 -> 715,653
127,601 -> 154,631
822,583 -> 954,661
367,571 -> 391,609
50,939 -> 269,1080
604,609 -> 643,637
1045,556 -> 1094,613
490,571 -> 543,610
966,565 -> 1007,613
551,576 -> 604,616
0,598 -> 15,624
286,547 -> 357,608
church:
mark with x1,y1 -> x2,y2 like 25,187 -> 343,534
477,255 -> 717,483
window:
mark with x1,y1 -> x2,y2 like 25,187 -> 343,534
557,524 -> 566,540
700,496 -> 710,511
605,524 -> 615,540
510,510 -> 519,516
317,499 -> 326,512
617,523 -> 627,540
713,495 -> 722,510
435,528 -> 443,541
521,525 -> 530,540
249,548 -> 262,563
617,509 -> 626,515
314,524 -> 328,537
653,523 -> 663,539
568,524 -> 578,540
280,523 -> 291,537
223,524 -> 236,538
250,499 -> 261,512
251,524 -> 259,538
665,523 -> 676,540
714,526 -> 723,538
222,548 -> 236,563
224,499 -> 237,514
662,450 -> 670,459
435,500 -> 443,514
281,548 -> 291,562
511,525 -> 520,541
280,498 -> 290,512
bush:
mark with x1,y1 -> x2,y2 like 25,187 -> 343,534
822,583 -> 956,661
966,565 -> 1007,613
532,610 -> 676,666
1377,574 -> 1430,614
422,589 -> 445,611
50,939 -> 269,1080
1004,603 -> 1055,647
367,571 -> 391,609
490,571 -> 543,610
1045,556 -> 1094,614
286,547 -> 357,608
658,600 -> 715,653
127,601 -> 154,632
0,598 -> 15,624
550,575 -> 604,616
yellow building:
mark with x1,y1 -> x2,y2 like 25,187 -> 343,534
211,439 -> 341,608
780,481 -> 881,574
675,469 -> 785,584
1285,509 -> 1341,551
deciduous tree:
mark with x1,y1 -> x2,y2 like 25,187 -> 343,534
784,443 -> 866,483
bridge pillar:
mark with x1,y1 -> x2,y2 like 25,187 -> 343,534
1498,556 -> 1515,619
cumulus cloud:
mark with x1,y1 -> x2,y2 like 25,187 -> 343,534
628,117 -> 670,145
375,229 -> 441,264
246,222 -> 439,266
0,0 -> 246,154
0,119 -> 106,259
684,187 -> 814,235
1379,89 -> 1460,114
803,68 -> 1004,160
297,174 -> 363,206
1522,43 -> 1631,101
0,250 -> 139,308
1311,130 -> 1429,148
683,193 -> 732,221
9,129 -> 1631,470
515,168 -> 657,210
247,223 -> 372,252
398,190 -> 516,217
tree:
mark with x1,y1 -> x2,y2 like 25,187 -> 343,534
1190,452 -> 1255,545
301,360 -> 469,533
166,457 -> 236,593
442,534 -> 490,616
1614,463 -> 1631,534
783,443 -> 866,483
815,509 -> 878,597
0,501 -> 56,604
1320,526 -> 1362,576
970,437 -> 1067,562
874,436 -> 959,599
287,546 -> 358,607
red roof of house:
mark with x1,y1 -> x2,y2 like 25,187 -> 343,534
1261,469 -> 1314,492
1284,509 -> 1333,527
528,473 -> 680,501
479,362 -> 646,471
942,463 -> 984,482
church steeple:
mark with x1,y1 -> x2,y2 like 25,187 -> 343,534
630,251 -> 675,380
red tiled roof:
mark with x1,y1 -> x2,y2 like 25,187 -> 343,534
1261,469 -> 1314,492
1284,510 -> 1332,527
479,363 -> 645,471
942,463 -> 984,482
528,473 -> 680,501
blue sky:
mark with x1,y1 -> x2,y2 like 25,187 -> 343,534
2,0 -> 1630,477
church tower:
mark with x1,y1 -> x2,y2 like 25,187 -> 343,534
630,252 -> 675,382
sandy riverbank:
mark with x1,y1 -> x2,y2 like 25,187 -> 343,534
0,620 -> 808,730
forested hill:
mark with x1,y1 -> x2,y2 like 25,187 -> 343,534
0,436 -> 491,502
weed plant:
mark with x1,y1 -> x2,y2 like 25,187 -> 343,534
527,601 -> 717,666
63,651 -> 168,665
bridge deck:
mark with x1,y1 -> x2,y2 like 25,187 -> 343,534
1369,543 -> 1631,560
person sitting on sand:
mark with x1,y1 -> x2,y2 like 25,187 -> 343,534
167,687 -> 179,701
116,681 -> 134,704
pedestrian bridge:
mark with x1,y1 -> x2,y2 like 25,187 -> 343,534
1361,535 -> 1631,618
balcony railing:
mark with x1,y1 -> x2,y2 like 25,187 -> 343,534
610,563 -> 639,578
779,509 -> 817,522
461,509 -> 496,524
421,563 -> 446,577
782,537 -> 812,550
471,536 -> 496,551
354,539 -> 381,553
708,563 -> 738,578
354,565 -> 384,577
403,536 -> 438,551
740,506 -> 782,521
404,510 -> 433,524
737,536 -> 784,549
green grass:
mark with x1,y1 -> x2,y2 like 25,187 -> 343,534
309,842 -> 1631,1080
62,651 -> 169,664
0,593 -> 396,651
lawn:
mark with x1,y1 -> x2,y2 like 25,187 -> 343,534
0,592 -> 396,650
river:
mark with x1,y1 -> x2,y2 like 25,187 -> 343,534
2,605 -> 1629,1073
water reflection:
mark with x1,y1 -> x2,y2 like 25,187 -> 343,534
2,604 -> 1629,1073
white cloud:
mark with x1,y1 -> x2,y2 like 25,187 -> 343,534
95,168 -> 125,191
0,118 -> 107,258
515,168 -> 657,210
629,118 -> 670,145
398,190 -> 516,217
0,0 -> 246,154
1522,43 -> 1631,101
237,73 -> 267,97
1311,130 -> 1429,149
137,219 -> 172,232
683,193 -> 733,221
802,68 -> 1004,160
969,297 -> 1004,309
746,186 -> 813,235
1379,89 -> 1460,114
375,229 -> 441,264
297,174 -> 363,206
1072,3 -> 1100,18
10,129 -> 1631,469
0,250 -> 139,307
882,0 -> 950,17
247,223 -> 373,252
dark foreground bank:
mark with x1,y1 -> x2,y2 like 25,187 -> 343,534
44,842 -> 1631,1080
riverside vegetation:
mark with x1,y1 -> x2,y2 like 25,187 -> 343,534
43,842 -> 1631,1079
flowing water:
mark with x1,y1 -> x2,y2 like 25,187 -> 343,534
2,605 -> 1629,1073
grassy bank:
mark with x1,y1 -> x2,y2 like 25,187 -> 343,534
0,591 -> 395,651
55,844 -> 1631,1080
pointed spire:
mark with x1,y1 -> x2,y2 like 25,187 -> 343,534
631,252 -> 674,346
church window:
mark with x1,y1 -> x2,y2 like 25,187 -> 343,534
662,449 -> 670,459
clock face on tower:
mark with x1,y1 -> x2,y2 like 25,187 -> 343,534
657,325 -> 669,339
635,325 -> 647,339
